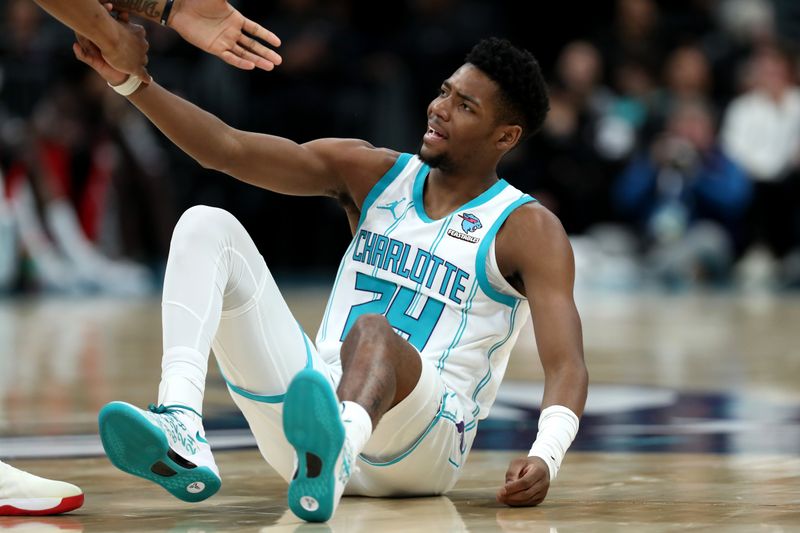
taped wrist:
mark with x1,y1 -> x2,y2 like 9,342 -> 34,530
527,405 -> 580,481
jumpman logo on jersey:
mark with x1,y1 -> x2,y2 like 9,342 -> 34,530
377,198 -> 406,221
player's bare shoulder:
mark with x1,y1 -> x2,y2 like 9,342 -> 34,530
495,201 -> 574,293
303,138 -> 399,205
338,142 -> 401,206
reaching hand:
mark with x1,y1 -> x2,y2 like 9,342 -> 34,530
98,7 -> 151,82
496,456 -> 550,507
168,0 -> 282,71
73,33 -> 130,87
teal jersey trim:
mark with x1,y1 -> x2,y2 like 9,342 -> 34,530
413,171 -> 509,223
224,322 -> 314,404
475,195 -> 537,308
411,162 -> 433,222
358,392 -> 446,467
470,300 -> 521,418
357,153 -> 413,229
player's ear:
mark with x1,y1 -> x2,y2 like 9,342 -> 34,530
496,125 -> 522,152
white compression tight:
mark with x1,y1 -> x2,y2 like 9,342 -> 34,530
158,206 -> 337,479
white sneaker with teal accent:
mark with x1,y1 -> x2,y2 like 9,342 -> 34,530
283,369 -> 357,522
98,401 -> 220,502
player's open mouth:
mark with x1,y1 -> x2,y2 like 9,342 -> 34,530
424,124 -> 448,143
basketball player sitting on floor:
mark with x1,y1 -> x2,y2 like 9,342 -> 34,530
74,31 -> 588,522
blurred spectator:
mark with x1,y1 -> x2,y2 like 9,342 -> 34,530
520,41 -> 622,233
650,44 -> 713,134
721,44 -> 800,261
716,0 -> 775,48
696,0 -> 776,105
663,45 -> 713,101
595,0 -> 665,86
0,0 -> 64,119
610,57 -> 658,141
1,72 -> 163,294
591,0 -> 665,147
614,99 -> 751,285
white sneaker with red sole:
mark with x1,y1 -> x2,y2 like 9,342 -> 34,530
0,461 -> 84,515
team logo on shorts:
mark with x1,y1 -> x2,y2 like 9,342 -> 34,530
447,212 -> 482,243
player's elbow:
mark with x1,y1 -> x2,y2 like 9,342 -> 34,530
196,155 -> 221,172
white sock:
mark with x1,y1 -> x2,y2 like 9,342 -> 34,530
158,346 -> 207,415
340,401 -> 372,453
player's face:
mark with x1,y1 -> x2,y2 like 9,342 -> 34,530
420,64 -> 503,171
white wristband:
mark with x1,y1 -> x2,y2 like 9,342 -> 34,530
527,405 -> 580,482
108,75 -> 143,96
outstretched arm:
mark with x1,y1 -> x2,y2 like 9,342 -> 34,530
32,0 -> 150,81
494,203 -> 588,507
109,0 -> 282,71
73,37 -> 392,203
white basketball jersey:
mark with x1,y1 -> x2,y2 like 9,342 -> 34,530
316,154 -> 536,423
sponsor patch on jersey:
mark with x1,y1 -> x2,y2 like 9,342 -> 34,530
459,212 -> 483,233
448,212 -> 482,243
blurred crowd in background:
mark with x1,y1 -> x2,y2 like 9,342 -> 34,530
1,0 -> 800,295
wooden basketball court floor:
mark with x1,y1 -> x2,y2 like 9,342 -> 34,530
1,288 -> 798,531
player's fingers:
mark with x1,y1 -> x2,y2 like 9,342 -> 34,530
72,42 -> 89,64
131,23 -> 147,37
242,18 -> 281,48
74,32 -> 89,52
239,36 -> 282,69
75,31 -> 92,47
503,484 -> 547,507
220,50 -> 256,71
502,475 -> 535,496
74,42 -> 104,71
234,43 -> 275,71
504,461 -> 526,484
79,36 -> 103,60
500,472 -> 547,502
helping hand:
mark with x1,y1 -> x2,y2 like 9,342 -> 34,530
169,0 -> 282,71
96,3 -> 151,83
496,456 -> 550,507
73,32 -> 130,88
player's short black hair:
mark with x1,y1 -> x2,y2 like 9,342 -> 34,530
465,37 -> 549,140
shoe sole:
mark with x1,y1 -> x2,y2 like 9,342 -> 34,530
98,402 -> 220,503
0,494 -> 84,516
283,369 -> 344,522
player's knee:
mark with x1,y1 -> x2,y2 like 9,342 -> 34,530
350,314 -> 392,339
172,205 -> 237,248
341,314 -> 393,364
